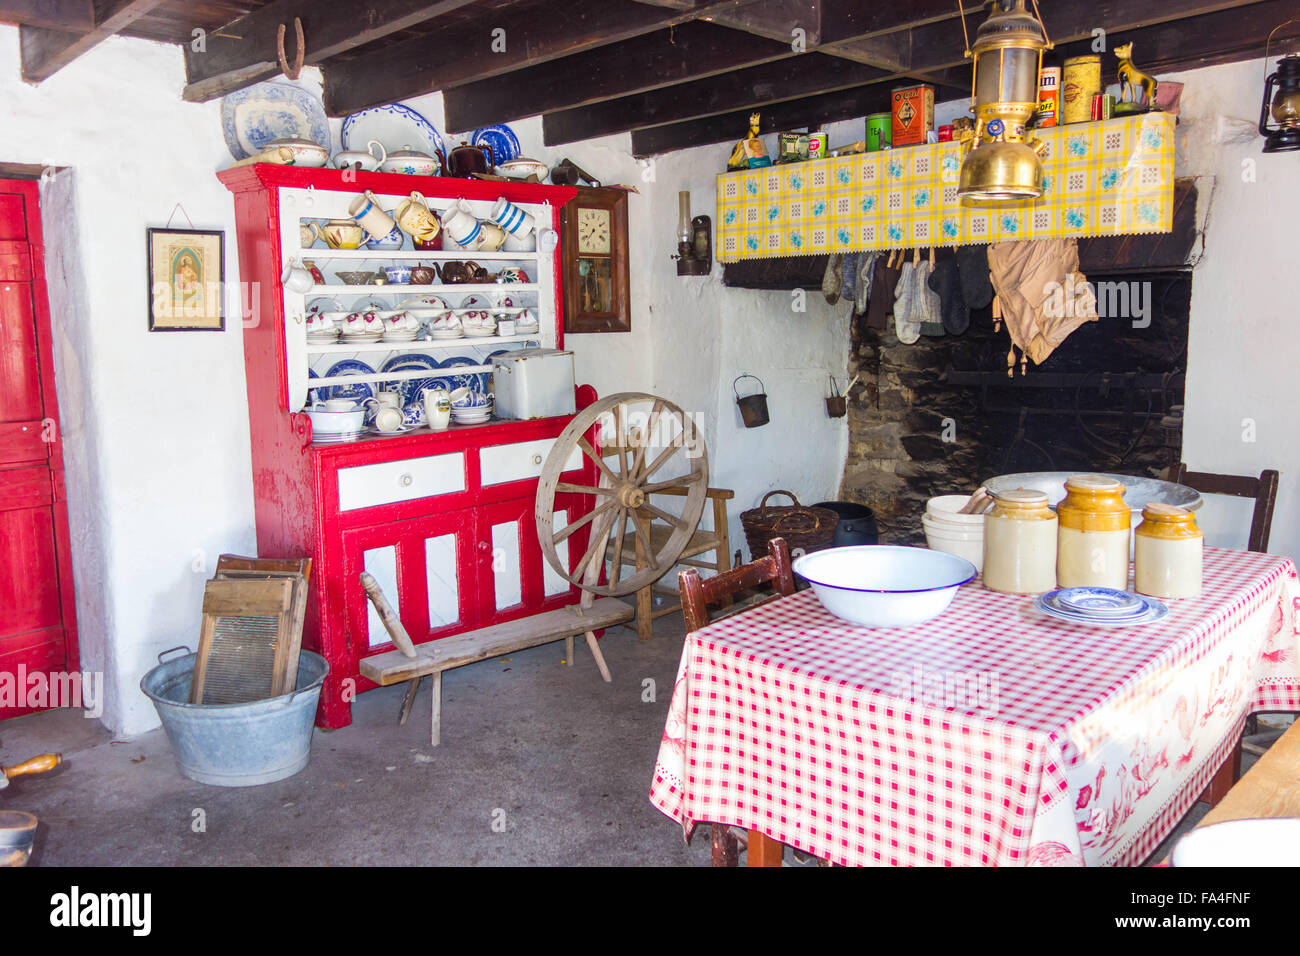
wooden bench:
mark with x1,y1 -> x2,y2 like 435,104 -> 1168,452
359,598 -> 634,745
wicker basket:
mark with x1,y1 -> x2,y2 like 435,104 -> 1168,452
740,490 -> 838,560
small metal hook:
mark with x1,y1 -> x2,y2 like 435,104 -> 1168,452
277,17 -> 305,81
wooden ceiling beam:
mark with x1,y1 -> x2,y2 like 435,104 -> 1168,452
19,0 -> 165,83
182,0 -> 485,103
543,52 -> 890,145
322,0 -> 769,117
0,1 -> 93,32
443,21 -> 798,133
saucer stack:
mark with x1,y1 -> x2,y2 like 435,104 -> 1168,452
1034,587 -> 1169,627
450,390 -> 493,425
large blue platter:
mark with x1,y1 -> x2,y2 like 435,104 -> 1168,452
221,81 -> 330,160
342,104 -> 444,160
471,125 -> 521,165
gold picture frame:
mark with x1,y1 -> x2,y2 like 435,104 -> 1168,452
147,227 -> 226,331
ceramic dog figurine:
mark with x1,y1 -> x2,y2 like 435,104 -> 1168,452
1115,43 -> 1158,108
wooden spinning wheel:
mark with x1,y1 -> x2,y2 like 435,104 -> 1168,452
536,393 -> 709,599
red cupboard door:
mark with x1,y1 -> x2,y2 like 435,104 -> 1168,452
340,508 -> 480,682
475,492 -> 593,628
0,184 -> 78,721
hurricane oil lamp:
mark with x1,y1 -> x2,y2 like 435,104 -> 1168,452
1260,54 -> 1300,152
958,0 -> 1053,203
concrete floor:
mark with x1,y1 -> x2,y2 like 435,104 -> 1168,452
0,612 -> 1278,867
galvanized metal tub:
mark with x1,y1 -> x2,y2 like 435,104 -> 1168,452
140,649 -> 328,788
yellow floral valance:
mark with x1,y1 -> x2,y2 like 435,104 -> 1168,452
716,112 -> 1175,262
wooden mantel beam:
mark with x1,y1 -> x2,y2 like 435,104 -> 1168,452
19,0 -> 164,83
182,0 -> 485,103
321,0 -> 768,118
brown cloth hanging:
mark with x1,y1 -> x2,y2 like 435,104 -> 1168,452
986,238 -> 1098,374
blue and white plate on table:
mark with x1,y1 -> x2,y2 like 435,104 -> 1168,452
319,359 -> 377,403
342,103 -> 444,160
221,81 -> 331,160
1055,587 -> 1146,617
1035,589 -> 1169,628
439,355 -> 489,393
470,125 -> 521,165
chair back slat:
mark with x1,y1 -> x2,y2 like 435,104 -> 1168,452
1172,463 -> 1280,553
679,537 -> 795,632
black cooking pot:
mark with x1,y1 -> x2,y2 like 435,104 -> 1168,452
813,501 -> 879,547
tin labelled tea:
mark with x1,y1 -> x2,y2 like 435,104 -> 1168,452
891,85 -> 934,147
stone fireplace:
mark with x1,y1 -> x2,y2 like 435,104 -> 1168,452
840,269 -> 1191,544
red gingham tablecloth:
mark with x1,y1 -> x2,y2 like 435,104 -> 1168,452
649,548 -> 1300,866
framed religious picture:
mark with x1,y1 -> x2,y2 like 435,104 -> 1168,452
561,186 -> 630,333
146,227 -> 226,331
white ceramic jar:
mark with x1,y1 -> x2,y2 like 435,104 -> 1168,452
982,489 -> 1058,595
1134,503 -> 1203,598
1056,475 -> 1131,590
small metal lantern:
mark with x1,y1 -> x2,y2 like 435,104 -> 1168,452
958,0 -> 1053,203
1261,54 -> 1300,152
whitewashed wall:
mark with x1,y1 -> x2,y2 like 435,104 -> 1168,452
0,29 -> 257,736
1163,59 -> 1300,557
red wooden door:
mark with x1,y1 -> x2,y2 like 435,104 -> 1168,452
0,181 -> 79,720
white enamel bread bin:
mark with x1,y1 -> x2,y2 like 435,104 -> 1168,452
492,348 -> 576,420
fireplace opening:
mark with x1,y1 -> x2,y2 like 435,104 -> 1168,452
842,270 -> 1191,545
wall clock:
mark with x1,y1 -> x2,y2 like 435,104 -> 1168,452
561,186 -> 630,333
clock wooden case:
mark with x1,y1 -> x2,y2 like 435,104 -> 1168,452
561,186 -> 630,334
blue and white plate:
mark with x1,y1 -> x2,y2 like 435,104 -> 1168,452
342,104 -> 444,160
380,353 -> 441,405
319,359 -> 376,403
470,124 -> 521,166
1055,587 -> 1146,617
221,82 -> 330,160
439,355 -> 489,393
1035,592 -> 1169,628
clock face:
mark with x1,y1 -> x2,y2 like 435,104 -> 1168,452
577,207 -> 612,255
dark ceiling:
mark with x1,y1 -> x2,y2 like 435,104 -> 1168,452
3,0 -> 1297,156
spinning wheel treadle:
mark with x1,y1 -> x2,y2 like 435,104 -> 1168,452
535,393 -> 709,599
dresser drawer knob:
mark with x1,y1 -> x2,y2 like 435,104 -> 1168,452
532,454 -> 543,465
399,473 -> 414,487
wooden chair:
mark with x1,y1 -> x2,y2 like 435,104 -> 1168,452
678,537 -> 796,866
600,441 -> 735,641
1171,463 -> 1279,553
1170,464 -> 1282,799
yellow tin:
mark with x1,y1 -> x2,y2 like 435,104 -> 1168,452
1062,55 -> 1102,124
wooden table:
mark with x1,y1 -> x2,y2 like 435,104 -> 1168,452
1196,720 -> 1300,826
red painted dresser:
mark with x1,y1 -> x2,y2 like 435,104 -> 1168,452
219,166 -> 596,728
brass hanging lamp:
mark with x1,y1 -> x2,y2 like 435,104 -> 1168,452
958,0 -> 1053,203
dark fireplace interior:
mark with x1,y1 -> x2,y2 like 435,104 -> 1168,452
841,269 -> 1191,545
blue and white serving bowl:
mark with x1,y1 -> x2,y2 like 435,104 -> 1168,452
793,546 -> 976,628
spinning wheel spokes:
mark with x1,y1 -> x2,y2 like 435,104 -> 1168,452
535,393 -> 709,599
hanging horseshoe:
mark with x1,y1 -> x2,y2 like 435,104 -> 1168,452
277,18 -> 305,81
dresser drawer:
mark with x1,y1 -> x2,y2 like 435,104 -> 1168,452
480,438 -> 582,486
337,453 -> 465,511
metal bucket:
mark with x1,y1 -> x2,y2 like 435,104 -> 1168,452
734,374 -> 769,428
140,648 -> 328,788
0,810 -> 37,867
